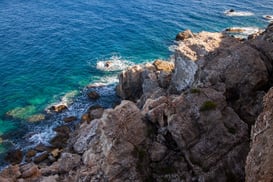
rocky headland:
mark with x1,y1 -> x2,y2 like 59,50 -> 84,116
1,23 -> 273,182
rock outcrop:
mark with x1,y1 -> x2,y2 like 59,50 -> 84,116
1,23 -> 273,182
245,87 -> 273,182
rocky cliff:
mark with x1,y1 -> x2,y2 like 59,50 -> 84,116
1,23 -> 273,182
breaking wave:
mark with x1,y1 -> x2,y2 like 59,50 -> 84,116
96,55 -> 134,72
224,10 -> 254,17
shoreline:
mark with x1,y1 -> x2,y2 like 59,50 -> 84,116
1,22 -> 273,181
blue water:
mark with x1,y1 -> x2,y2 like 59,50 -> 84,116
0,0 -> 272,166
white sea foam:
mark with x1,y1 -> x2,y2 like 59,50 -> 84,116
263,15 -> 273,22
168,45 -> 178,52
225,27 -> 263,38
60,90 -> 78,105
46,90 -> 78,112
28,126 -> 56,146
96,55 -> 134,72
224,10 -> 254,17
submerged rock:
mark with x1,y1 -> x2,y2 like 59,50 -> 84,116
63,116 -> 77,123
49,104 -> 68,113
27,114 -> 46,122
87,91 -> 100,100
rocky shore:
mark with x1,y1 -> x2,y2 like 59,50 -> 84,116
1,23 -> 273,182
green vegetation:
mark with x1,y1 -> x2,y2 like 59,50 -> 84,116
190,88 -> 201,94
228,127 -> 236,134
200,101 -> 217,111
160,166 -> 177,174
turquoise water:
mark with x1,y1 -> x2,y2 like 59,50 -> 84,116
0,0 -> 272,166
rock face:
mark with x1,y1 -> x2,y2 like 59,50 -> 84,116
116,60 -> 174,105
143,88 -> 249,181
77,101 -> 147,181
245,87 -> 273,182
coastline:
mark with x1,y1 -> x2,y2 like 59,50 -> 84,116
1,23 -> 273,181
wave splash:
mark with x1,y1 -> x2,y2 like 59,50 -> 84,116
224,27 -> 263,38
224,10 -> 254,17
96,55 -> 134,72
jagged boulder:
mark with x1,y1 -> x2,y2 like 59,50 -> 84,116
116,61 -> 173,103
245,87 -> 273,182
175,29 -> 194,41
116,65 -> 144,101
72,101 -> 148,181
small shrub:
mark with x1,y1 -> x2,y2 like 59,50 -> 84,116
190,88 -> 201,94
200,101 -> 217,111
228,127 -> 236,134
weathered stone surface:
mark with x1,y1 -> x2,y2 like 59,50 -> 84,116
116,62 -> 169,105
116,65 -> 144,101
63,116 -> 77,123
49,104 -> 68,113
88,105 -> 104,120
175,29 -> 194,41
153,59 -> 174,72
168,54 -> 198,93
149,142 -> 167,162
87,91 -> 100,100
50,125 -> 71,148
40,153 -> 81,176
20,163 -> 40,179
34,152 -> 49,164
40,175 -> 59,182
143,87 -> 249,181
0,165 -> 21,181
245,87 -> 273,182
80,100 -> 147,181
26,150 -> 37,159
5,149 -> 23,165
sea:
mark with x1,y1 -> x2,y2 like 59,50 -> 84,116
0,0 -> 272,168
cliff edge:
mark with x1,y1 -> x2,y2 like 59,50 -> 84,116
1,23 -> 273,182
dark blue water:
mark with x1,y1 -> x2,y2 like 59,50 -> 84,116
0,0 -> 272,166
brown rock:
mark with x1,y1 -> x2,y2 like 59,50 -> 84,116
26,150 -> 37,158
87,91 -> 100,100
39,175 -> 59,182
116,65 -> 144,101
176,29 -> 194,41
34,152 -> 49,164
63,116 -> 77,123
74,101 -> 147,181
81,112 -> 91,123
51,148 -> 61,158
49,104 -> 68,113
0,165 -> 21,180
245,87 -> 273,182
41,153 -> 81,175
149,142 -> 167,162
225,27 -> 245,33
34,144 -> 52,152
88,105 -> 104,120
53,125 -> 70,135
153,60 -> 174,72
50,125 -> 70,148
5,149 -> 23,164
20,163 -> 40,179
